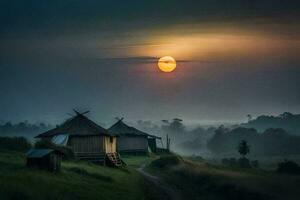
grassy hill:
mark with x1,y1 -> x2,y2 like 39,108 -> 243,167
0,151 -> 152,200
2,151 -> 300,200
147,155 -> 300,200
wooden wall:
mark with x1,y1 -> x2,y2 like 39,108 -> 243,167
68,136 -> 104,153
117,136 -> 148,151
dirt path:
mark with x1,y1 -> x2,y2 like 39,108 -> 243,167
137,164 -> 182,200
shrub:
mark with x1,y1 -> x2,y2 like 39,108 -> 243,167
277,160 -> 300,174
222,158 -> 230,165
251,160 -> 259,168
0,136 -> 31,152
238,158 -> 251,168
229,158 -> 237,166
150,155 -> 182,169
34,139 -> 54,148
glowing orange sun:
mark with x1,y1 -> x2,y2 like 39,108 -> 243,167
158,56 -> 177,73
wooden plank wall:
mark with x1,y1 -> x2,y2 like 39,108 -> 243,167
69,136 -> 104,153
118,136 -> 148,151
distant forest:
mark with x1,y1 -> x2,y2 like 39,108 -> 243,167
207,127 -> 300,156
207,112 -> 300,156
0,121 -> 52,140
1,112 -> 300,156
241,112 -> 300,135
136,112 -> 300,156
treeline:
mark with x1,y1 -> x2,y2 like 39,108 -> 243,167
208,127 -> 300,156
136,118 -> 216,155
135,113 -> 300,156
0,121 -> 52,139
242,112 -> 300,135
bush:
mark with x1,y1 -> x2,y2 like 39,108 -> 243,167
222,157 -> 257,168
150,155 -> 182,169
277,160 -> 300,174
0,136 -> 31,152
229,158 -> 237,166
34,139 -> 54,148
251,160 -> 259,168
238,158 -> 251,168
222,158 -> 230,165
222,158 -> 238,166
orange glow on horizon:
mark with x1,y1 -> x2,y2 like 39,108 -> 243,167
121,25 -> 300,63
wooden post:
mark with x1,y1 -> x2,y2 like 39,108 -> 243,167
168,137 -> 171,152
166,134 -> 170,152
166,134 -> 168,151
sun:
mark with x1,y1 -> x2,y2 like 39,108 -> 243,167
158,56 -> 177,73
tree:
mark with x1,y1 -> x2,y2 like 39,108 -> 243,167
247,114 -> 252,122
238,140 -> 250,157
207,125 -> 229,153
161,118 -> 185,135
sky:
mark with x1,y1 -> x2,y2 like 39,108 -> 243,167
0,0 -> 300,125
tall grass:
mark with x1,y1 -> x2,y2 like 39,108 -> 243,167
0,136 -> 31,152
0,152 -> 146,200
147,155 -> 300,200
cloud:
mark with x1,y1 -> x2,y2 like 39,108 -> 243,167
1,0 -> 299,38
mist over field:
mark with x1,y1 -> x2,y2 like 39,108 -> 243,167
2,112 -> 300,167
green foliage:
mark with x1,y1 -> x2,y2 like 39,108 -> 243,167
0,136 -> 31,152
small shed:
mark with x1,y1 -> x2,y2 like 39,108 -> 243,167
26,149 -> 63,172
108,119 -> 161,155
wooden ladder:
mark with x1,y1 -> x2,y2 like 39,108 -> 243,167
106,153 -> 123,167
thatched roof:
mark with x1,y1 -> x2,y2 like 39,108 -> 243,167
36,113 -> 111,138
108,119 -> 161,139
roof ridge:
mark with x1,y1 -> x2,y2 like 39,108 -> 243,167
108,119 -> 149,136
36,112 -> 110,138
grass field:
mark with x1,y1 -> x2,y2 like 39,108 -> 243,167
147,155 -> 300,200
0,151 -> 151,200
2,151 -> 300,200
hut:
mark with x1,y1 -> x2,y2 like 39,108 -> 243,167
108,119 -> 161,155
35,111 -> 121,166
26,148 -> 63,172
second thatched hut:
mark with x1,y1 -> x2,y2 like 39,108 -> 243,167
108,119 -> 161,155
